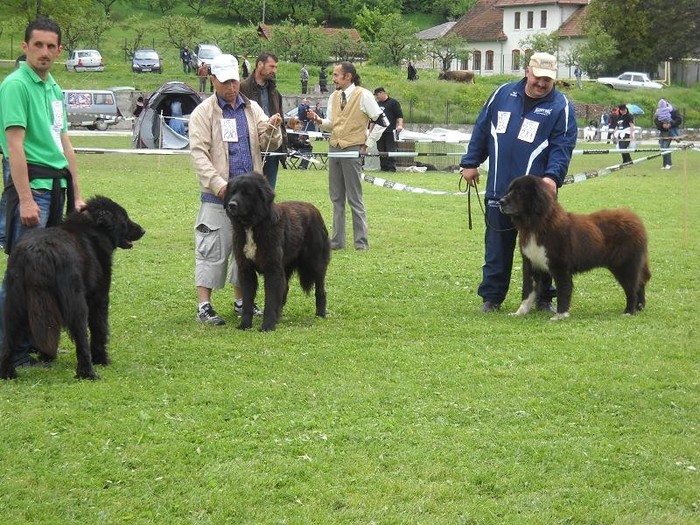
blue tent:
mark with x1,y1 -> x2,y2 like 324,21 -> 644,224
132,81 -> 202,149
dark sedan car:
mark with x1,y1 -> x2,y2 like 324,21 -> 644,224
132,49 -> 162,74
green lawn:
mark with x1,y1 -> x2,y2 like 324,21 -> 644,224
0,138 -> 698,523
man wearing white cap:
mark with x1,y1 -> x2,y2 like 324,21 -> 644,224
459,52 -> 577,314
189,53 -> 283,325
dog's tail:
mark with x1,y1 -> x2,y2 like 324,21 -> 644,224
27,289 -> 63,359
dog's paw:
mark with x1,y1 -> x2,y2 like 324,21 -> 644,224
92,354 -> 111,366
511,305 -> 530,316
237,322 -> 253,330
549,312 -> 570,321
0,368 -> 18,380
75,368 -> 99,380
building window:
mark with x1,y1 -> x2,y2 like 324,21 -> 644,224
485,50 -> 494,71
512,50 -> 521,70
540,10 -> 547,28
473,50 -> 482,71
514,12 -> 521,30
527,11 -> 534,29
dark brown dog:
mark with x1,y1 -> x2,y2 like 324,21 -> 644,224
224,173 -> 330,331
0,196 -> 145,379
499,176 -> 650,320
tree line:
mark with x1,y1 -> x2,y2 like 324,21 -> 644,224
2,0 -> 698,75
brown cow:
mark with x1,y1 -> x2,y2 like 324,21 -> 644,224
438,70 -> 476,83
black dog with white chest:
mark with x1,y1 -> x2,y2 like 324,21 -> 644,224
0,196 -> 145,380
224,173 -> 330,331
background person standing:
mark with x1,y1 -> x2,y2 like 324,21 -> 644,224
574,63 -> 583,89
307,61 -> 388,251
655,98 -> 682,170
189,54 -> 282,325
373,87 -> 404,172
614,104 -> 635,163
319,65 -> 328,93
407,61 -> 417,81
239,52 -> 287,189
459,52 -> 577,313
300,64 -> 309,94
180,45 -> 191,74
197,61 -> 208,92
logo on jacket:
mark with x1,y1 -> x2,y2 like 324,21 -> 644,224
534,108 -> 552,116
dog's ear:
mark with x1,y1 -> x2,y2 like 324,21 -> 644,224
92,208 -> 115,228
261,177 -> 275,206
529,177 -> 550,216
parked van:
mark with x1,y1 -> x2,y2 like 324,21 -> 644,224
63,89 -> 122,131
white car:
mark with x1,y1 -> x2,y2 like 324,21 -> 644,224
596,72 -> 662,91
190,44 -> 222,71
65,49 -> 104,72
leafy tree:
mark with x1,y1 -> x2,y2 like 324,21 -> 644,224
429,34 -> 471,71
268,20 -> 329,64
567,21 -> 617,78
120,16 -> 156,58
148,0 -> 177,15
51,5 -> 112,51
354,6 -> 384,42
519,32 -> 559,55
157,14 -> 204,50
186,0 -> 210,16
371,14 -> 421,66
430,0 -> 479,20
95,0 -> 119,16
230,26 -> 266,57
328,31 -> 369,62
588,0 -> 700,74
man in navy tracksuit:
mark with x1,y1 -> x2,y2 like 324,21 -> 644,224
460,52 -> 577,313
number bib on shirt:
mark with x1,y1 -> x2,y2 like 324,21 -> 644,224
51,100 -> 63,149
496,111 -> 510,133
221,118 -> 238,142
517,118 -> 540,143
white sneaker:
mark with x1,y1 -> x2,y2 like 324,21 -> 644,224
234,301 -> 263,316
665,165 -> 672,170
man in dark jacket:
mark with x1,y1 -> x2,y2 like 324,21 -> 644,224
239,52 -> 287,189
460,52 -> 577,313
373,87 -> 404,172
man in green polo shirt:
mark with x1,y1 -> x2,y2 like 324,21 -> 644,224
0,16 -> 85,367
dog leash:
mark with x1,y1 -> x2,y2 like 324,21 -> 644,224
261,120 -> 279,168
458,173 -> 515,233
458,174 -> 484,231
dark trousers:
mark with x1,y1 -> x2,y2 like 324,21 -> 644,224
479,202 -> 553,305
262,155 -> 280,190
618,139 -> 632,163
377,132 -> 397,172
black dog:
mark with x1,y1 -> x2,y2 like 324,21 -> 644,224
0,196 -> 145,379
499,175 -> 650,320
224,173 -> 330,331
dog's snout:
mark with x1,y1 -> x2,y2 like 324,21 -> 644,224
227,200 -> 238,213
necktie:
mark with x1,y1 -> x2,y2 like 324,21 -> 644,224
340,91 -> 346,111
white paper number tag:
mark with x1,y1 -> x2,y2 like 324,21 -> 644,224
221,118 -> 238,142
51,100 -> 63,149
496,111 -> 510,133
517,118 -> 539,143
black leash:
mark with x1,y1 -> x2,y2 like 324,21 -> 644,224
458,175 -> 484,231
458,173 -> 515,233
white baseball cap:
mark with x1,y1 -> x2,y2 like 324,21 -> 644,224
210,54 -> 240,82
529,52 -> 558,79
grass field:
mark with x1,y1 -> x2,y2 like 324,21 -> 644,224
0,137 -> 698,523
